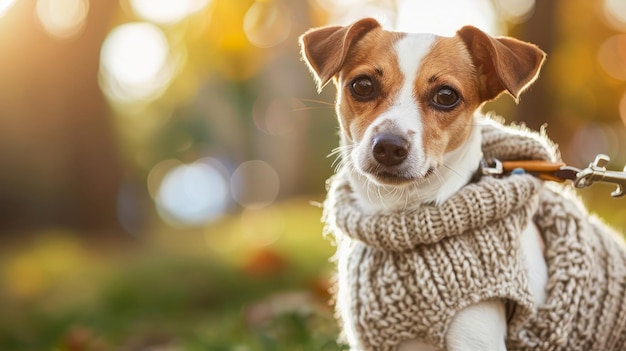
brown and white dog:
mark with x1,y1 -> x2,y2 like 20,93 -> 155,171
299,18 -> 548,350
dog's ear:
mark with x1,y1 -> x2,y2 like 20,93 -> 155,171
457,26 -> 546,102
299,18 -> 381,92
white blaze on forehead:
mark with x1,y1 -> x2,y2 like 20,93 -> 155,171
395,33 -> 437,89
369,33 -> 436,164
390,33 -> 436,126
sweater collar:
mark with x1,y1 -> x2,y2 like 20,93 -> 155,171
323,119 -> 555,251
325,173 -> 542,251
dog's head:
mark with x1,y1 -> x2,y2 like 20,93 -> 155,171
299,18 -> 545,204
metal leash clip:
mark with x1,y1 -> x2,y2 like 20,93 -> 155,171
480,154 -> 626,198
572,154 -> 626,198
479,158 -> 503,176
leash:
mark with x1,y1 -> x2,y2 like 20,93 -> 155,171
480,154 -> 626,198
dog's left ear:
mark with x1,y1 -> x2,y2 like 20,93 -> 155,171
457,26 -> 546,102
299,18 -> 381,92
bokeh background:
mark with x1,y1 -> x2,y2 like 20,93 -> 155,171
1,0 -> 626,349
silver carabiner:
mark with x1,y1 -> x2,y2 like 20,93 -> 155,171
480,158 -> 504,176
573,154 -> 626,198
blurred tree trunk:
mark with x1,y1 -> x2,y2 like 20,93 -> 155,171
253,0 -> 317,197
511,1 -> 558,134
0,1 -> 123,236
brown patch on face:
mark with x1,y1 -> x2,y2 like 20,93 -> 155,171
334,29 -> 406,142
414,35 -> 484,164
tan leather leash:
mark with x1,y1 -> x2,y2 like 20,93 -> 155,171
480,154 -> 626,198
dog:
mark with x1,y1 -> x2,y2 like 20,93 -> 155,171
299,18 -> 551,350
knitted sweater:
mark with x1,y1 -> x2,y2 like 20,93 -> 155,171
323,119 -> 626,350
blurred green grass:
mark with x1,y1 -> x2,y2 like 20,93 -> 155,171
0,198 -> 345,351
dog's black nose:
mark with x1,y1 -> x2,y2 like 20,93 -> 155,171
372,133 -> 409,167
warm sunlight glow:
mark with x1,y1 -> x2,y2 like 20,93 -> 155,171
317,0 -> 393,27
35,0 -> 89,39
604,0 -> 626,27
0,0 -> 16,17
494,0 -> 535,23
129,0 -> 210,25
322,0 -> 498,35
598,34 -> 626,81
100,22 -> 173,103
243,0 -> 291,48
395,0 -> 496,35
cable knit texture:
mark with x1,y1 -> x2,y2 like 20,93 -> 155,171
323,118 -> 626,350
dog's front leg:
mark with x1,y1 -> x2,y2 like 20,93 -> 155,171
445,300 -> 508,351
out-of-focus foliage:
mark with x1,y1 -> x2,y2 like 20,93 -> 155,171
0,199 -> 344,350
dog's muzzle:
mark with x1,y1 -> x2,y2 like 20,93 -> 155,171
371,133 -> 409,167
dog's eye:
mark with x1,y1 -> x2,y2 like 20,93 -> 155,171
432,87 -> 461,110
350,77 -> 375,100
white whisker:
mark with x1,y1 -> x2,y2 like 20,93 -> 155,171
376,186 -> 390,211
293,97 -> 336,107
441,163 -> 462,179
401,187 -> 410,210
328,144 -> 354,173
